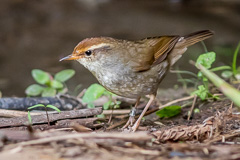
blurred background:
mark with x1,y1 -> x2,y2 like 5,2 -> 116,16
0,0 -> 240,97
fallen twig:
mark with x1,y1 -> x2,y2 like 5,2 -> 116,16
0,109 -> 41,118
0,107 -> 102,128
159,95 -> 195,109
103,109 -> 130,115
12,132 -> 152,147
187,95 -> 197,121
107,119 -> 128,130
8,117 -> 102,131
110,145 -> 160,156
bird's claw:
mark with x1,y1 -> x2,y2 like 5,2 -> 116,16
122,107 -> 137,130
122,116 -> 135,129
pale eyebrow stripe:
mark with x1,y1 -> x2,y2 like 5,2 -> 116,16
87,43 -> 112,50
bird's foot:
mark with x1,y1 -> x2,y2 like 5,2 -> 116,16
122,107 -> 137,130
131,119 -> 141,132
122,117 -> 140,132
122,116 -> 135,129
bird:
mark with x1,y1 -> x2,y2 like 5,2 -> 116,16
60,30 -> 213,132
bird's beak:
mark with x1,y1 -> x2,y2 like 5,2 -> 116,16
59,55 -> 79,61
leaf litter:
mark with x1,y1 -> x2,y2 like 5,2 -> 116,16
0,88 -> 240,160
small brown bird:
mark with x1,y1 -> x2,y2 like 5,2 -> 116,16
60,30 -> 213,132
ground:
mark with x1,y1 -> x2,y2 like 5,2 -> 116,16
0,87 -> 240,160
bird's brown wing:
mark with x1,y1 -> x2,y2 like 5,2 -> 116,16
129,30 -> 213,72
131,36 -> 180,72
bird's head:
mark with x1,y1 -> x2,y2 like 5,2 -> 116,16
60,37 -> 115,63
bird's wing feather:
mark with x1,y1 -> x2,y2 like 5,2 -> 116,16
130,36 -> 180,72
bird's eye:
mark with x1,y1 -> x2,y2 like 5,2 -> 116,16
85,50 -> 92,56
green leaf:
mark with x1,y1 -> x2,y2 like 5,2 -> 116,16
156,105 -> 181,118
51,80 -> 63,89
114,103 -> 120,109
82,83 -> 106,103
32,69 -> 50,85
103,90 -> 115,96
25,84 -> 44,96
54,69 -> 75,82
58,88 -> 67,94
210,94 -> 220,100
197,71 -> 203,78
191,85 -> 208,100
46,105 -> 61,112
221,71 -> 233,79
97,114 -> 105,118
194,108 -> 200,113
41,87 -> 56,97
28,104 -> 45,110
116,101 -> 121,105
87,102 -> 95,108
28,111 -> 32,125
103,100 -> 111,110
196,52 -> 216,69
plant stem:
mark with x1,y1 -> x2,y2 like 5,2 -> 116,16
210,66 -> 231,72
203,79 -> 209,91
45,107 -> 50,126
191,60 -> 240,107
232,42 -> 240,75
201,41 -> 208,53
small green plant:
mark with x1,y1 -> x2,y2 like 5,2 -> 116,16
220,42 -> 240,80
25,69 -> 75,97
191,52 -> 218,100
194,60 -> 240,107
82,83 -> 121,110
156,105 -> 181,118
173,51 -> 230,100
27,104 -> 61,126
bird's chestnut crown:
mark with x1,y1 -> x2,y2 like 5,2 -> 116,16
60,37 -> 114,61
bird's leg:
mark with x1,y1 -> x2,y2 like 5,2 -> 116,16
122,97 -> 141,129
131,94 -> 155,132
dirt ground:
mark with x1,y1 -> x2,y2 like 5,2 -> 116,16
0,88 -> 240,160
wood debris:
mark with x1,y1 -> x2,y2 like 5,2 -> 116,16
153,108 -> 238,142
0,107 -> 102,128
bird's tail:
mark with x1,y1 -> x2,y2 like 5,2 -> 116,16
182,30 -> 214,47
168,30 -> 213,66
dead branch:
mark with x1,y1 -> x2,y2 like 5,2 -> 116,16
12,132 -> 152,147
159,95 -> 195,109
3,117 -> 101,132
187,95 -> 197,120
110,146 -> 160,156
0,109 -> 41,118
103,109 -> 130,115
0,107 -> 102,128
